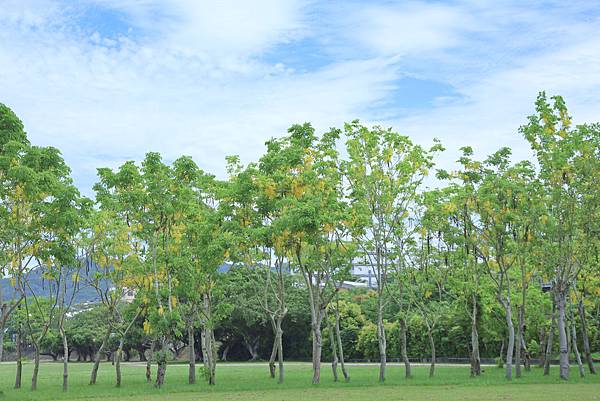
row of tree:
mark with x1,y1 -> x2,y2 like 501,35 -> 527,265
0,92 -> 598,392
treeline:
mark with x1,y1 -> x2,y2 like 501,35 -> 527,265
0,93 -> 598,392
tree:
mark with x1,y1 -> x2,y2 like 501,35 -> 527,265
520,93 -> 595,380
343,121 -> 441,382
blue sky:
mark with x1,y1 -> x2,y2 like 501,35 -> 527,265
1,0 -> 600,194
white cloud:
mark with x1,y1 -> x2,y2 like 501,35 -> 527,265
0,0 -> 599,195
353,1 -> 475,57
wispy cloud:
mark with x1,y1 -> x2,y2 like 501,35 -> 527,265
1,1 -> 599,194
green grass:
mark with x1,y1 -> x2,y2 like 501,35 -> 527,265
0,361 -> 598,401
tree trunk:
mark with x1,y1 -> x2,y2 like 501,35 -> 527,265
243,337 -> 260,361
326,313 -> 339,382
155,340 -> 168,388
221,344 -> 230,362
60,327 -> 69,391
556,291 -> 569,380
538,328 -> 547,368
334,306 -> 349,382
521,336 -> 531,371
427,325 -> 435,378
276,317 -> 285,384
503,299 -> 515,380
188,325 -> 196,384
377,299 -> 386,383
146,340 -> 155,383
0,319 -> 4,363
469,297 -> 481,377
570,309 -> 584,378
400,317 -> 411,378
311,316 -> 323,384
268,333 -> 277,378
115,338 -> 126,387
515,307 -> 522,378
90,325 -> 112,385
578,298 -> 596,374
31,344 -> 40,390
14,325 -> 22,389
544,299 -> 556,375
200,327 -> 209,380
208,328 -> 217,385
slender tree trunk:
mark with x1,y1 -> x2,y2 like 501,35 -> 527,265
221,344 -> 230,362
503,296 -> 515,380
578,298 -> 596,374
538,328 -> 547,368
200,327 -> 209,380
188,325 -> 196,384
14,325 -> 22,389
90,324 -> 112,385
202,293 -> 216,386
469,297 -> 481,377
155,339 -> 168,388
521,335 -> 531,371
377,297 -> 386,382
208,328 -> 217,385
570,308 -> 584,378
31,344 -> 40,390
268,329 -> 277,379
276,317 -> 285,384
243,337 -> 259,361
326,313 -> 339,382
556,291 -> 569,380
60,327 -> 69,391
0,318 -> 5,363
311,314 -> 323,384
334,306 -> 349,382
515,308 -> 522,378
400,317 -> 411,378
115,338 -> 125,387
427,325 -> 435,378
146,340 -> 155,383
544,299 -> 556,375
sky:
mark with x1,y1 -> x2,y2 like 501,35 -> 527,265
1,0 -> 600,195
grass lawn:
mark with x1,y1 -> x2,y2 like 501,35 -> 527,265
0,361 -> 598,401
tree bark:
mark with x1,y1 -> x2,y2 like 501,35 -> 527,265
0,318 -> 4,363
469,297 -> 481,377
146,340 -> 155,383
326,313 -> 339,382
268,331 -> 277,378
544,299 -> 556,375
276,317 -> 285,384
578,298 -> 596,374
427,325 -> 435,378
515,307 -> 522,378
334,306 -> 349,382
311,314 -> 324,384
208,328 -> 217,385
200,327 -> 209,380
188,325 -> 196,384
502,295 -> 515,380
14,324 -> 22,389
570,307 -> 584,378
221,344 -> 230,362
155,339 -> 168,388
377,298 -> 386,383
115,339 -> 125,387
556,291 -> 569,380
90,324 -> 112,385
31,344 -> 40,390
243,337 -> 260,361
60,326 -> 69,391
400,317 -> 411,378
